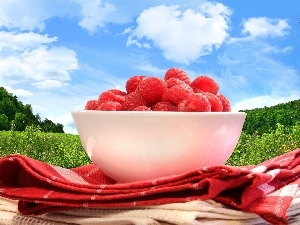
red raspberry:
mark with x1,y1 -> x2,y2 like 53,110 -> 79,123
152,101 -> 178,111
133,106 -> 151,111
107,89 -> 126,96
122,91 -> 146,111
180,93 -> 211,112
203,92 -> 223,112
126,75 -> 146,94
162,83 -> 193,105
164,68 -> 191,86
98,90 -> 125,105
191,76 -> 219,94
98,101 -> 122,111
177,100 -> 186,112
137,76 -> 167,106
165,78 -> 187,88
217,94 -> 231,112
85,100 -> 99,110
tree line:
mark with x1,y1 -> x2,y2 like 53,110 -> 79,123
240,99 -> 300,135
0,87 -> 64,133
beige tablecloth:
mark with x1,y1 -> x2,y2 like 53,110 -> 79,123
1,187 -> 300,225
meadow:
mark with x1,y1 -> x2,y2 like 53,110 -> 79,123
1,123 -> 299,168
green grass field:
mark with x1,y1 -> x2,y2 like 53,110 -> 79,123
1,123 -> 300,168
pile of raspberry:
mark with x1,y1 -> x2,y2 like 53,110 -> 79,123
85,68 -> 231,112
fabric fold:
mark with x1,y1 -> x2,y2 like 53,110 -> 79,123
1,148 -> 300,224
2,193 -> 300,225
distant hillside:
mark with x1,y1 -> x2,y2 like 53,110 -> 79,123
240,99 -> 300,135
0,87 -> 64,133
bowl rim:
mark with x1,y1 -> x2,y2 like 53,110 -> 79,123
71,110 -> 246,117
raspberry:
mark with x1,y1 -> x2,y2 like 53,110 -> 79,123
180,93 -> 211,112
164,68 -> 191,86
152,101 -> 178,111
191,76 -> 219,94
133,106 -> 151,111
204,92 -> 223,112
217,94 -> 231,112
85,100 -> 99,110
126,75 -> 146,94
98,90 -> 125,105
98,101 -> 122,111
84,68 -> 231,113
162,83 -> 193,105
108,89 -> 126,96
165,78 -> 187,88
122,91 -> 146,111
177,100 -> 186,112
137,76 -> 167,106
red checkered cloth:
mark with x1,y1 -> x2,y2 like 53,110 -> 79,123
1,149 -> 300,225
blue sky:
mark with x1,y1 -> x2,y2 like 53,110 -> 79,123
0,0 -> 299,134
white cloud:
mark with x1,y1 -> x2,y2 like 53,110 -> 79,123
0,0 -> 120,34
51,112 -> 74,126
22,46 -> 78,81
229,17 -> 291,43
0,32 -> 78,89
232,93 -> 300,112
1,0 -> 220,37
0,0 -> 75,31
127,2 -> 231,64
242,17 -> 290,38
48,112 -> 76,134
0,1 -> 46,30
76,0 -> 116,34
34,80 -> 69,90
3,85 -> 33,97
64,125 -> 78,134
0,31 -> 57,51
118,26 -> 133,35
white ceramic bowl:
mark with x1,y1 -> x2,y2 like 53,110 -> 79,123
72,111 -> 246,183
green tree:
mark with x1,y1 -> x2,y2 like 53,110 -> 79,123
0,87 -> 64,133
0,98 -> 16,121
240,99 -> 300,135
13,112 -> 27,131
41,118 -> 64,133
0,114 -> 10,130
